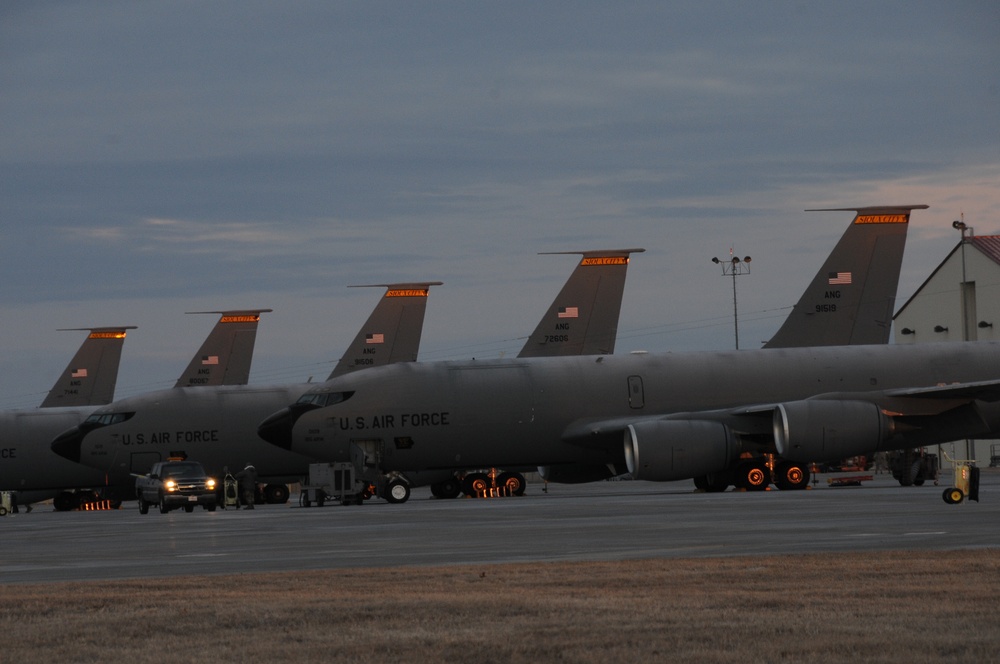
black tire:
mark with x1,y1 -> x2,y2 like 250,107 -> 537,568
497,471 -> 526,496
159,496 -> 170,514
738,461 -> 770,491
774,461 -> 810,491
53,492 -> 78,512
384,479 -> 411,504
206,503 -> 217,512
943,488 -> 964,504
431,478 -> 462,499
263,484 -> 290,504
463,473 -> 490,497
184,505 -> 194,513
138,499 -> 149,515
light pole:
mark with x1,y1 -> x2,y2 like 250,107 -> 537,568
711,249 -> 751,350
953,217 -> 976,462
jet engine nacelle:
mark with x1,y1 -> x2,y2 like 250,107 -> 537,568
624,419 -> 739,482
773,399 -> 892,463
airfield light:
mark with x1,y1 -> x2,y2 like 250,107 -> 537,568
710,249 -> 752,350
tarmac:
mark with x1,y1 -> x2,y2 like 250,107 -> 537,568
2,470 -> 999,585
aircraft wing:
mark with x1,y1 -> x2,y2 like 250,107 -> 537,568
561,377 -> 1000,456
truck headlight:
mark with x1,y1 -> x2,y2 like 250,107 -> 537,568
165,479 -> 177,492
206,478 -> 217,490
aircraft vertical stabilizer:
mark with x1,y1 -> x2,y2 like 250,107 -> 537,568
763,205 -> 927,348
329,282 -> 443,379
40,326 -> 137,408
518,248 -> 644,358
175,310 -> 272,387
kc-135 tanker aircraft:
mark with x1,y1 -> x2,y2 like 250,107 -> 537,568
256,206 -> 945,501
0,311 -> 267,509
54,206 -> 932,503
52,248 -> 647,501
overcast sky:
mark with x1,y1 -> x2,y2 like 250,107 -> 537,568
2,1 -> 998,408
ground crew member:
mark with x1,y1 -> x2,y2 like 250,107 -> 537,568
235,462 -> 258,509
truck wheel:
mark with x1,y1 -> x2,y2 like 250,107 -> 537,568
184,505 -> 194,513
384,479 -> 410,504
138,499 -> 149,515
159,496 -> 170,514
206,503 -> 217,512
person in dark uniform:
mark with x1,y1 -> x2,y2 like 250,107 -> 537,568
235,462 -> 258,509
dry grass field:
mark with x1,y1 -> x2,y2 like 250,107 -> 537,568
3,549 -> 999,663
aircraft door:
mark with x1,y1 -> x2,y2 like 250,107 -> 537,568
628,375 -> 644,409
350,439 -> 383,480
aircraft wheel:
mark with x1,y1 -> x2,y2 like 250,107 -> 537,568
774,461 -> 809,491
138,499 -> 149,515
264,483 -> 290,504
693,476 -> 708,490
431,478 -> 462,499
53,491 -> 78,512
703,474 -> 731,493
384,479 -> 411,504
159,496 -> 170,514
738,462 -> 770,491
943,488 -> 964,504
463,473 -> 490,496
497,472 -> 526,496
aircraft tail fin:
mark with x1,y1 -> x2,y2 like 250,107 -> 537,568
174,310 -> 272,387
764,205 -> 928,348
41,326 -> 137,407
518,249 -> 644,358
328,282 -> 442,379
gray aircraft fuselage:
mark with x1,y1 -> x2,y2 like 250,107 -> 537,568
0,407 -> 112,494
59,385 -> 320,484
271,342 -> 1000,476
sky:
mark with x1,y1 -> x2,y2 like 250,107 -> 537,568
1,1 -> 998,409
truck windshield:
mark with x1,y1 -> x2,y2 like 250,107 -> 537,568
163,463 -> 204,479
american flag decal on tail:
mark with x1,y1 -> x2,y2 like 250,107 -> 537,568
828,272 -> 852,285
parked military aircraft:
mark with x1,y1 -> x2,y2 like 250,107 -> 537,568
260,206 -> 929,499
51,285 -> 441,502
2,310 -> 267,510
406,248 -> 643,497
1,326 -> 135,509
55,249 -> 645,502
